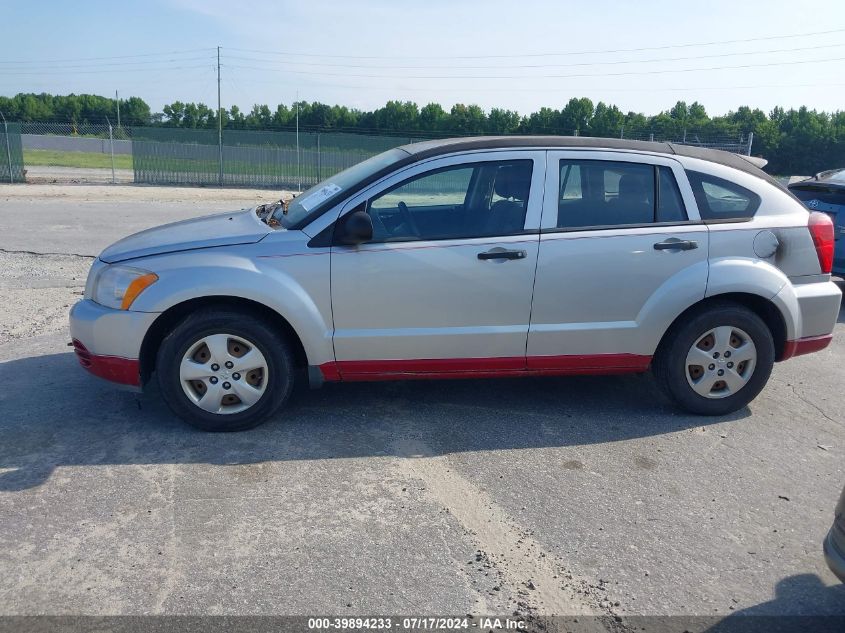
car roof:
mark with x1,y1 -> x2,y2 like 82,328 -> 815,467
398,135 -> 784,189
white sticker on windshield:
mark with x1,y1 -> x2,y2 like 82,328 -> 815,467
298,183 -> 342,211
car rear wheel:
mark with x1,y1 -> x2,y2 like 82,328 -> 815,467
157,309 -> 294,431
653,303 -> 775,416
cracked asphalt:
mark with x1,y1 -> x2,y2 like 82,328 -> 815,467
0,184 -> 843,626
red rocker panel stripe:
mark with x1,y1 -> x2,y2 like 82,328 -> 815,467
526,353 -> 651,372
319,354 -> 651,382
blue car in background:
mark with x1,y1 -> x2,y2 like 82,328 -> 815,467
789,169 -> 845,277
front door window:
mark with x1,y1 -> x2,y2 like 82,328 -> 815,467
366,160 -> 534,242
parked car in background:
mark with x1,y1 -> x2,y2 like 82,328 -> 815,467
69,137 -> 841,431
789,168 -> 845,277
825,483 -> 845,582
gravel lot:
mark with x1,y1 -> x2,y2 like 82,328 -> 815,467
0,183 -> 843,626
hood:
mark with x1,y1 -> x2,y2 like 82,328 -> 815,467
99,209 -> 272,263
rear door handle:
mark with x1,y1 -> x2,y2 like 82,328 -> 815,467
478,249 -> 527,260
654,239 -> 698,251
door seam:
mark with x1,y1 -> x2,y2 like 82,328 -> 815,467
524,151 -> 547,364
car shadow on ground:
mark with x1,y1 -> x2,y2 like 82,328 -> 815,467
700,574 -> 845,631
0,351 -> 749,491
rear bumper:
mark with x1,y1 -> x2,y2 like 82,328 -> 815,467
777,280 -> 841,360
794,280 -> 842,338
68,299 -> 159,389
781,334 -> 833,360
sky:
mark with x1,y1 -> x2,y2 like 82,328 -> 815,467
2,0 -> 845,119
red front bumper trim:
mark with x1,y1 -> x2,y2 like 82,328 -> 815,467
781,334 -> 834,361
72,339 -> 140,387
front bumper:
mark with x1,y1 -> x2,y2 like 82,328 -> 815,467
69,299 -> 159,388
824,525 -> 845,583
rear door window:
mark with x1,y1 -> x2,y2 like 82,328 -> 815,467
657,166 -> 687,222
556,159 -> 688,229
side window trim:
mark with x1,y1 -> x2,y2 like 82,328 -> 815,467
539,219 -> 704,235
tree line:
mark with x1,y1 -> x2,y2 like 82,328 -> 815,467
2,92 -> 844,174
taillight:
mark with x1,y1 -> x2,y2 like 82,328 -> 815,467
808,212 -> 835,274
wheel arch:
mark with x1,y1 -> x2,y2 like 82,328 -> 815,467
138,296 -> 309,385
656,292 -> 789,362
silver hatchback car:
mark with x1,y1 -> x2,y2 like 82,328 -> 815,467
70,137 -> 841,431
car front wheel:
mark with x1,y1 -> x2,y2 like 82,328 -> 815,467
156,308 -> 294,431
653,303 -> 775,416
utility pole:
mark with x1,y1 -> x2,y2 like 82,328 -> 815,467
115,90 -> 121,129
105,117 -> 115,184
296,91 -> 301,192
217,46 -> 223,187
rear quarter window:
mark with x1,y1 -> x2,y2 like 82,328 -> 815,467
686,170 -> 761,220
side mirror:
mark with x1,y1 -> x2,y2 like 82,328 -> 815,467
336,210 -> 373,245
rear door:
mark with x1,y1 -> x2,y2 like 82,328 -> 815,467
330,150 -> 546,378
527,151 -> 708,370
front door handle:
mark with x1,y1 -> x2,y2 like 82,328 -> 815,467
654,239 -> 698,251
478,249 -> 527,260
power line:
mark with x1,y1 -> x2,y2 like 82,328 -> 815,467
225,27 -> 845,60
223,42 -> 845,71
0,55 -> 216,71
0,64 -> 215,76
0,48 -> 217,65
223,54 -> 845,81
225,75 -> 845,94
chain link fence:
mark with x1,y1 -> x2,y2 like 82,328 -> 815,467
618,129 -> 753,155
13,122 -> 755,188
131,127 -> 752,189
17,122 -> 131,139
0,121 -> 25,183
131,127 -> 419,188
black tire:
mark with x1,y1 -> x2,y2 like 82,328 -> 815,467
156,308 -> 295,431
653,302 -> 775,416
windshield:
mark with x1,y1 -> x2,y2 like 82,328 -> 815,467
271,148 -> 409,228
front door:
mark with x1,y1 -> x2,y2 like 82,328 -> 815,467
527,151 -> 709,371
330,151 -> 545,379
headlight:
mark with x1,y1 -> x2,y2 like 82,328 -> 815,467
92,265 -> 158,310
